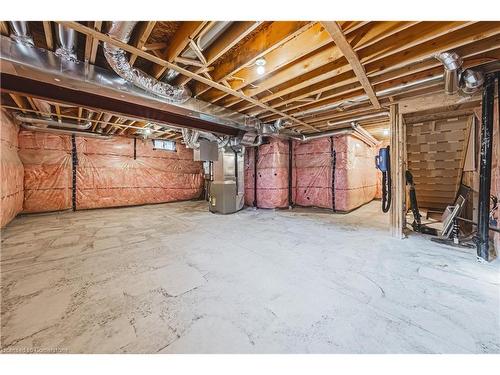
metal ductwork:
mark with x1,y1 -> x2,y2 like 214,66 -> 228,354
461,69 -> 485,95
435,52 -> 463,95
182,128 -> 231,149
326,112 -> 389,127
20,123 -> 110,139
16,113 -> 93,130
55,24 -> 78,61
104,21 -> 191,104
1,35 -> 260,134
31,98 -> 53,119
296,75 -> 444,117
240,132 -> 263,147
435,51 -> 484,96
8,21 -> 34,45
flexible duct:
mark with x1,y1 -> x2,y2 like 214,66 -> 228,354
435,52 -> 463,95
8,21 -> 34,45
20,123 -> 110,139
55,24 -> 77,61
104,21 -> 190,103
16,114 -> 93,130
182,128 -> 230,149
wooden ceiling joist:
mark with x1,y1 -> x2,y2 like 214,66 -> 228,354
151,21 -> 208,79
129,21 -> 157,66
57,21 -> 320,132
84,21 -> 103,64
321,21 -> 381,109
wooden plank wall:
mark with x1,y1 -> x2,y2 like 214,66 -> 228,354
406,115 -> 472,211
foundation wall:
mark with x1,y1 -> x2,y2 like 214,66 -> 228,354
244,134 -> 378,211
0,111 -> 24,228
17,131 -> 203,213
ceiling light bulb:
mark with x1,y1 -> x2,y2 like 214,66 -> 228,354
257,65 -> 265,75
144,128 -> 152,135
383,129 -> 389,136
255,57 -> 266,66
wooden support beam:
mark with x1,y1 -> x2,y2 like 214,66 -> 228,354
151,21 -> 207,79
9,93 -> 29,113
130,21 -> 157,66
192,21 -> 311,97
321,21 -> 381,109
390,104 -> 406,238
57,21 -> 319,132
0,22 -> 9,36
42,21 -> 54,51
175,21 -> 262,86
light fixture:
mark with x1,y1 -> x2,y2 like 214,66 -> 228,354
54,78 -> 61,82
383,129 -> 389,136
144,128 -> 152,136
255,57 -> 266,75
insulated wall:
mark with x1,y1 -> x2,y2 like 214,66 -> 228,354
0,111 -> 24,228
18,131 -> 72,213
293,138 -> 333,209
334,135 -> 378,212
76,137 -> 203,209
244,134 -> 378,211
256,138 -> 289,208
17,131 -> 203,213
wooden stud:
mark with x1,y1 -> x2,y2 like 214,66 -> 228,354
390,104 -> 405,238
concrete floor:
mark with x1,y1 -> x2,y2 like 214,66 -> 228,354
1,200 -> 499,353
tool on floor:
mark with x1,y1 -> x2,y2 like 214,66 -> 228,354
375,146 -> 391,213
405,171 -> 437,235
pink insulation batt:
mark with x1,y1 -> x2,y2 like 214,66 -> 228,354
18,131 -> 73,213
244,134 -> 378,211
0,111 -> 24,227
244,138 -> 289,208
256,138 -> 289,208
293,137 -> 333,209
75,137 -> 203,209
332,135 -> 378,212
16,133 -> 203,213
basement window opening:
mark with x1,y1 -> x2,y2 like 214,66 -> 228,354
152,139 -> 176,152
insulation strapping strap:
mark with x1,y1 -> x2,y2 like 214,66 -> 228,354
71,134 -> 78,211
330,137 -> 336,212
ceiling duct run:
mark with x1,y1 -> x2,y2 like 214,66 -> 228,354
435,51 -> 484,96
104,21 -> 191,104
8,21 -> 33,45
55,24 -> 78,61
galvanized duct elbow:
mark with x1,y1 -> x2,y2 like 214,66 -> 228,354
104,21 -> 190,104
182,128 -> 231,149
461,69 -> 484,95
435,52 -> 463,95
55,24 -> 78,61
8,21 -> 34,45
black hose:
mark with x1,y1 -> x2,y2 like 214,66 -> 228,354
381,146 -> 391,213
